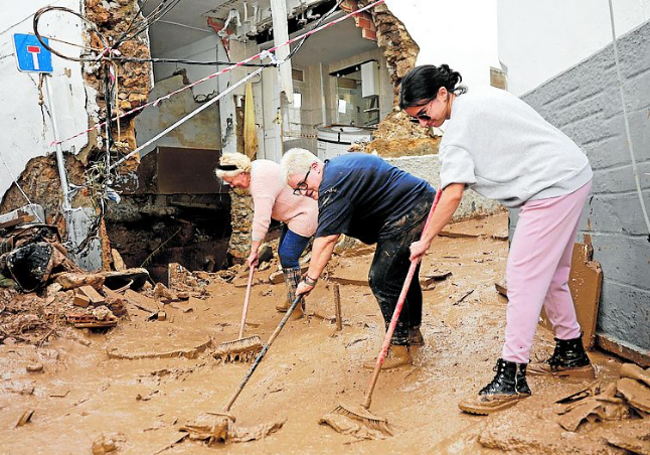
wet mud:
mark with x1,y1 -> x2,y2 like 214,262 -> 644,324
0,213 -> 629,454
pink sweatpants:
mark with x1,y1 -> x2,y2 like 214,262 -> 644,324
502,180 -> 592,364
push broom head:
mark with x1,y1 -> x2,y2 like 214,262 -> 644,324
213,335 -> 263,363
322,402 -> 393,439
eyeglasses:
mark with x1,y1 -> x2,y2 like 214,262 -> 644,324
409,99 -> 434,123
293,169 -> 311,195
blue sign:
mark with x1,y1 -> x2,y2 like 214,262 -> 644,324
13,33 -> 53,73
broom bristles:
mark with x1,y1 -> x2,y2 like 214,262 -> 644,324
331,403 -> 393,436
213,336 -> 263,363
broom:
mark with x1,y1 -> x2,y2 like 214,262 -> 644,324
213,266 -> 263,363
201,294 -> 305,443
327,188 -> 442,437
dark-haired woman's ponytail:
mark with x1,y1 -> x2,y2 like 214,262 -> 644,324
439,64 -> 466,95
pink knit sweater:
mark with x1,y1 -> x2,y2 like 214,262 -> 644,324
249,160 -> 318,241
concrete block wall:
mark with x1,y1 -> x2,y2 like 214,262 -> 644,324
384,155 -> 504,220
517,19 -> 650,355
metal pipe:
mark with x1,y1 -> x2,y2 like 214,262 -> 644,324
44,75 -> 71,210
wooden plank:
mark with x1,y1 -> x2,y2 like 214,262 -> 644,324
78,285 -> 105,305
596,335 -> 650,368
0,215 -> 35,230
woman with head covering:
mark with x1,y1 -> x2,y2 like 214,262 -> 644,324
215,151 -> 318,319
400,64 -> 594,415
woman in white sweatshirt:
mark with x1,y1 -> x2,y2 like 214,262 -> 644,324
400,64 -> 594,415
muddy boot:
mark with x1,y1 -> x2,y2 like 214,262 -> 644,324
528,336 -> 595,379
458,358 -> 531,415
276,267 -> 301,313
409,326 -> 424,346
363,345 -> 412,370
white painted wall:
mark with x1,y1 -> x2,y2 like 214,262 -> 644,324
386,0 -> 500,88
0,0 -> 89,202
498,0 -> 650,96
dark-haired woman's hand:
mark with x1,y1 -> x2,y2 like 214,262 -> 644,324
409,239 -> 431,262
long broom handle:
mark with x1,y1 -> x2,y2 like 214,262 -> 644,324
224,294 -> 303,412
363,189 -> 443,410
238,266 -> 256,339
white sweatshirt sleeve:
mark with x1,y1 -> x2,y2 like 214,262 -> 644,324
439,145 -> 477,189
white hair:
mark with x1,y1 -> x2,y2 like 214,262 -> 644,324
214,152 -> 252,181
280,148 -> 322,184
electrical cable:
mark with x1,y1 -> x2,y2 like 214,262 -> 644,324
287,0 -> 344,60
0,149 -> 44,223
33,6 -> 109,62
607,0 -> 650,242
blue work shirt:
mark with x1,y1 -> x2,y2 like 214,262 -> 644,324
315,153 -> 435,244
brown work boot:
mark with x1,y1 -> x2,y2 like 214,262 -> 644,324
288,300 -> 304,320
275,299 -> 290,312
528,336 -> 595,379
409,326 -> 424,346
458,358 -> 531,415
363,345 -> 412,370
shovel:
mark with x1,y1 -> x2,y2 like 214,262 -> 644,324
213,266 -> 263,363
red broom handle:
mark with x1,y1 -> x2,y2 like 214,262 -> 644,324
363,188 -> 443,409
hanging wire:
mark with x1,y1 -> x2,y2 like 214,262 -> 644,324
287,0 -> 345,60
607,0 -> 650,242
0,150 -> 44,223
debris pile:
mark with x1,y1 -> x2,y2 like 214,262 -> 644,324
555,363 -> 650,438
0,207 -> 154,344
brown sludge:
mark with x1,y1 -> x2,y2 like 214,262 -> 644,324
181,412 -> 286,444
0,212 -> 642,454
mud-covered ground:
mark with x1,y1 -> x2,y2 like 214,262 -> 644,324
0,213 -> 635,454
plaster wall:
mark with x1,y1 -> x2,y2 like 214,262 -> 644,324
498,0 -> 650,96
386,0 -> 500,88
510,19 -> 650,354
0,1 -> 89,202
135,73 -> 220,157
152,34 -> 221,98
384,155 -> 504,220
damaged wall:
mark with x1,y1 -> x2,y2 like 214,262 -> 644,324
512,19 -> 650,360
0,1 -> 90,203
135,72 -> 221,156
1,0 -> 152,271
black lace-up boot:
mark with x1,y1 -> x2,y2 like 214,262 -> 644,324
528,336 -> 595,379
458,358 -> 531,415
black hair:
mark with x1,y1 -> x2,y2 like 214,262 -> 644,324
399,64 -> 467,109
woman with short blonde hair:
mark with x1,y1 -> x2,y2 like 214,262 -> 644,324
215,151 -> 318,318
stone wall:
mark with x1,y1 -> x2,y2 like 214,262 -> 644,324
227,189 -> 254,261
516,19 -> 650,356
